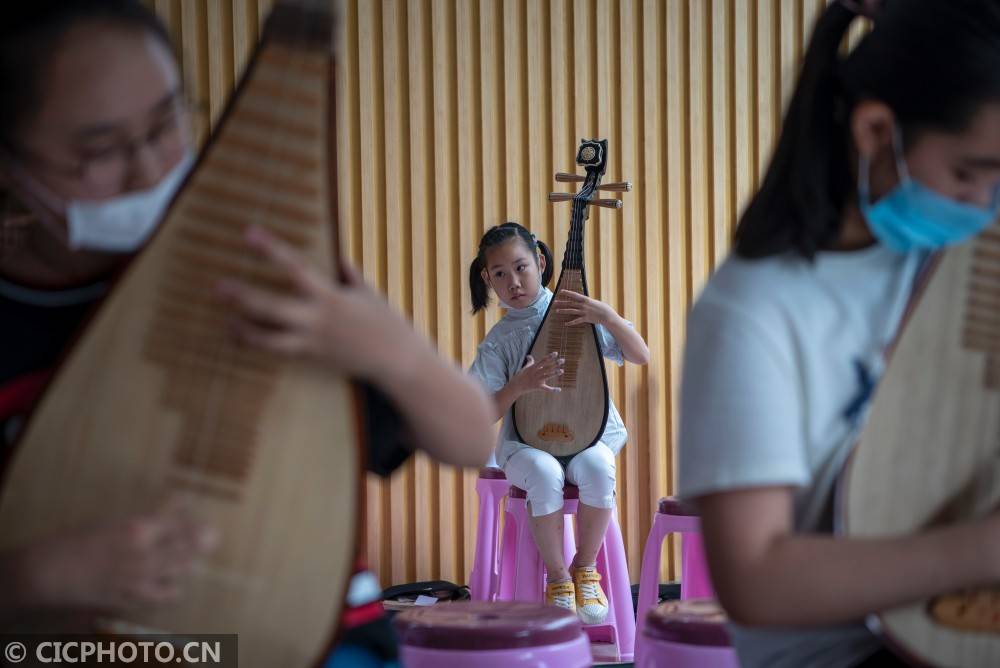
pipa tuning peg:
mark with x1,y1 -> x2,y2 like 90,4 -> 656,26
555,172 -> 585,183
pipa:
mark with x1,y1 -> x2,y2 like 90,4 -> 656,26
0,2 -> 360,665
512,139 -> 630,457
841,229 -> 1000,666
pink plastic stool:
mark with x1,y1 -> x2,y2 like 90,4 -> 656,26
636,599 -> 739,667
469,467 -> 511,601
394,600 -> 592,667
636,497 -> 715,631
496,484 -> 636,662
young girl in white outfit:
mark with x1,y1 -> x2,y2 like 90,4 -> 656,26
468,222 -> 649,624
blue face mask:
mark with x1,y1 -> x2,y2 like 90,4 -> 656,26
859,130 -> 999,253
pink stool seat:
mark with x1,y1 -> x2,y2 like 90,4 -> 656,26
479,467 -> 508,480
508,483 -> 579,500
644,599 -> 731,647
394,600 -> 583,649
658,496 -> 698,516
637,599 -> 739,668
394,601 -> 592,667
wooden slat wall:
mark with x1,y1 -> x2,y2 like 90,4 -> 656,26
149,0 -> 833,587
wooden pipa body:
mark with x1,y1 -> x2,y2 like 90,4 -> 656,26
841,230 -> 1000,666
513,140 -> 612,457
0,3 -> 358,666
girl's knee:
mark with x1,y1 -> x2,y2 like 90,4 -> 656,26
567,445 -> 616,508
508,449 -> 565,484
505,449 -> 565,515
532,455 -> 567,483
571,445 -> 616,480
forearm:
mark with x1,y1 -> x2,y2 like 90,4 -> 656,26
603,314 -> 649,365
711,519 -> 997,627
373,340 -> 494,468
492,382 -> 523,422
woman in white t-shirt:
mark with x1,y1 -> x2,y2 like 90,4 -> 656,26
679,1 -> 1000,666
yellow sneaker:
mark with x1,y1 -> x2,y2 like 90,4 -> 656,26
572,566 -> 609,624
545,579 -> 577,614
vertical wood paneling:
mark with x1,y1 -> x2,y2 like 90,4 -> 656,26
455,0 -> 485,581
640,0 -> 668,578
205,2 -> 234,125
179,1 -> 210,144
150,0 -> 834,588
431,0 -> 461,585
406,0 -> 435,581
551,0 -> 572,269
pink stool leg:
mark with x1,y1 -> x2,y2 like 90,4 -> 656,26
470,478 -> 500,601
681,531 -> 715,600
563,499 -> 578,573
510,499 -> 545,602
497,503 -> 519,601
636,513 -> 669,634
601,511 -> 635,661
635,513 -> 671,667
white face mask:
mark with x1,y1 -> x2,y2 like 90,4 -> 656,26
489,282 -> 542,310
66,152 -> 194,252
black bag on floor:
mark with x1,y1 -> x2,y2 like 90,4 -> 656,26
381,580 -> 471,617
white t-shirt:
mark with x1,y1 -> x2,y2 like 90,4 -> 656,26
469,287 -> 628,467
679,244 -> 929,668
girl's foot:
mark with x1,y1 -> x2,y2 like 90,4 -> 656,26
572,566 -> 608,624
545,579 -> 577,613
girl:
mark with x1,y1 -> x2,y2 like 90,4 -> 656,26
468,222 -> 649,624
0,0 -> 494,636
679,1 -> 1000,667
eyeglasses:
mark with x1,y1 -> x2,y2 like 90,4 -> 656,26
14,96 -> 194,191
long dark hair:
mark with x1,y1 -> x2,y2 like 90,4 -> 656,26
468,222 -> 554,314
735,0 -> 1000,259
0,1 -> 173,149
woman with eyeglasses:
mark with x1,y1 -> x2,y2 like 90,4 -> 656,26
0,0 -> 211,623
0,0 -> 493,640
